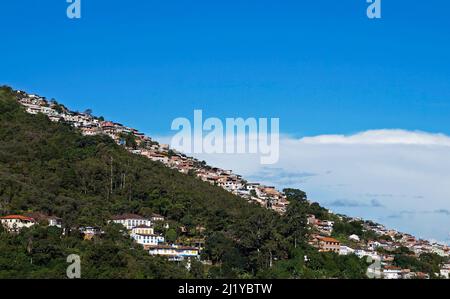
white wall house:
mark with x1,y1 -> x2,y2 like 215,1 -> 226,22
0,215 -> 36,233
383,267 -> 402,279
339,245 -> 355,256
131,232 -> 165,248
440,265 -> 450,279
110,214 -> 152,230
48,216 -> 63,228
148,245 -> 200,261
349,234 -> 360,242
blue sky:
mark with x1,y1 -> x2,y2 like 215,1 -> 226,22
1,0 -> 450,137
1,0 -> 450,242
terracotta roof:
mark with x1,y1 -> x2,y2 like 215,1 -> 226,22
317,236 -> 340,243
0,215 -> 35,222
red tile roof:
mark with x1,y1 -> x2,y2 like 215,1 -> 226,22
1,215 -> 35,222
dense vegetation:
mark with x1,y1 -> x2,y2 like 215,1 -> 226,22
0,86 -> 371,278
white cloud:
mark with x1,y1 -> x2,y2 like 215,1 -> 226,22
299,129 -> 450,146
156,129 -> 450,243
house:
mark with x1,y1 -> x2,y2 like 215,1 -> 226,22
400,269 -> 413,279
47,216 -> 63,228
307,214 -> 318,226
431,246 -> 446,257
316,220 -> 334,236
81,126 -> 101,136
349,234 -> 360,242
367,240 -> 382,251
383,266 -> 402,279
355,249 -> 380,261
131,225 -> 154,236
0,215 -> 36,233
130,225 -> 165,249
148,244 -> 200,261
24,212 -> 62,228
150,213 -> 164,222
309,235 -> 340,253
79,226 -> 103,240
110,214 -> 152,230
440,264 -> 450,279
339,245 -> 355,255
307,215 -> 334,235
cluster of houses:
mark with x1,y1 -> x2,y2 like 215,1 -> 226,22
109,213 -> 201,262
0,213 -> 200,262
14,90 -> 289,214
306,214 -> 450,279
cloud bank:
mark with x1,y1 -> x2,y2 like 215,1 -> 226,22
158,129 -> 450,243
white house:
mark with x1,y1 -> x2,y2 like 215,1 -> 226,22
349,234 -> 360,242
150,213 -> 165,222
110,214 -> 152,230
47,216 -> 63,228
0,215 -> 36,233
148,244 -> 200,261
440,265 -> 450,279
383,266 -> 402,279
355,249 -> 380,261
339,245 -> 355,256
131,229 -> 165,248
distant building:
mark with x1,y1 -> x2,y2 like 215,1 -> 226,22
148,244 -> 200,261
339,245 -> 355,256
150,213 -> 165,222
309,235 -> 340,253
24,212 -> 62,228
383,266 -> 402,279
0,215 -> 36,233
47,216 -> 63,228
349,234 -> 360,242
440,264 -> 450,279
79,226 -> 103,240
110,214 -> 152,230
131,228 -> 165,249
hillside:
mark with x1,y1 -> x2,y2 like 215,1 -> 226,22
3,85 -> 446,279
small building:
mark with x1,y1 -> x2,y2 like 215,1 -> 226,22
150,213 -> 165,222
309,235 -> 341,253
131,231 -> 165,249
47,216 -> 63,228
339,245 -> 355,256
24,212 -> 62,228
110,214 -> 152,230
383,266 -> 402,279
349,234 -> 360,242
440,264 -> 450,279
148,244 -> 200,261
0,215 -> 36,233
79,226 -> 103,240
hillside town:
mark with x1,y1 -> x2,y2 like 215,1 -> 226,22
307,214 -> 450,279
14,90 -> 289,214
3,89 -> 449,279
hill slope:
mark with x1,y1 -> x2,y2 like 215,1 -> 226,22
0,86 -> 370,278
